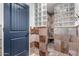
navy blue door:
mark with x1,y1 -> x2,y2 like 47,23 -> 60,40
4,3 -> 29,56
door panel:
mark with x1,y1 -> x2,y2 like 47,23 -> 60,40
4,3 -> 29,56
11,37 -> 26,55
11,4 -> 28,31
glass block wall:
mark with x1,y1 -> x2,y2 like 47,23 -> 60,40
34,3 -> 47,27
